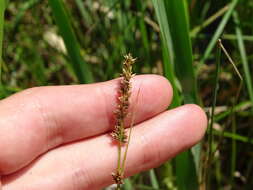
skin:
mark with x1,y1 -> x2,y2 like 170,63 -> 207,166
0,75 -> 207,190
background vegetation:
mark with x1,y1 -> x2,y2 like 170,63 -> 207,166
0,0 -> 253,189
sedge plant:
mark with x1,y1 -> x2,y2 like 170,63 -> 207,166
111,53 -> 136,190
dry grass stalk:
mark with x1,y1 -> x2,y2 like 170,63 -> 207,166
111,53 -> 136,190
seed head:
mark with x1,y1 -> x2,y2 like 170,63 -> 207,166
111,54 -> 136,143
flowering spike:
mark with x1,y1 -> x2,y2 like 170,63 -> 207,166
111,54 -> 136,144
111,54 -> 136,188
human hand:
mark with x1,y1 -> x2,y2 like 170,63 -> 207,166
0,75 -> 207,190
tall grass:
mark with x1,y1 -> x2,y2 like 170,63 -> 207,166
233,11 -> 253,111
152,0 -> 180,107
206,40 -> 221,189
152,0 -> 200,189
201,0 -> 239,63
48,0 -> 93,83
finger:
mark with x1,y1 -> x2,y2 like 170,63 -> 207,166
2,104 -> 207,190
0,75 -> 172,174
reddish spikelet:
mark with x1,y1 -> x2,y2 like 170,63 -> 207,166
111,54 -> 136,143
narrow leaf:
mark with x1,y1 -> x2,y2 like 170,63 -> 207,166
48,0 -> 93,83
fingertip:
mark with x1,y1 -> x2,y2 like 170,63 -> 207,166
151,75 -> 173,107
181,104 -> 208,143
133,74 -> 173,108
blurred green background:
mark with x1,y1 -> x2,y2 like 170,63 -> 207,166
0,0 -> 253,189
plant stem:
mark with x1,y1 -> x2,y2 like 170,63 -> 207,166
112,54 -> 135,189
206,39 -> 221,189
117,142 -> 122,173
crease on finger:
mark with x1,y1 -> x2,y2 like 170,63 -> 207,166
0,176 -> 2,190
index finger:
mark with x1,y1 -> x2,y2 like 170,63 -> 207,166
0,74 -> 172,174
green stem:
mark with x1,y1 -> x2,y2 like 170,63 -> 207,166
206,40 -> 221,189
121,117 -> 134,175
121,87 -> 141,175
117,121 -> 124,174
117,143 -> 122,173
116,184 -> 121,190
230,109 -> 236,186
115,122 -> 124,190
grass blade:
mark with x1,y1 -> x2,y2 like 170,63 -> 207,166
136,0 -> 150,65
149,169 -> 159,189
48,0 -> 93,83
163,1 -> 200,190
161,41 -> 181,108
190,4 -> 229,37
123,178 -> 133,190
74,0 -> 93,26
152,0 -> 199,189
201,0 -> 239,62
152,0 -> 180,107
233,11 -> 253,111
175,151 -> 198,190
230,110 -> 236,186
214,101 -> 252,122
206,40 -> 221,189
213,130 -> 253,145
12,0 -> 40,31
192,33 -> 253,42
163,0 -> 198,104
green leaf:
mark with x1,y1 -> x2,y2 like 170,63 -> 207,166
202,0 -> 239,62
233,11 -> 253,111
175,151 -> 198,190
74,0 -> 93,26
163,0 -> 199,104
152,0 -> 200,189
152,0 -> 180,107
48,0 -> 93,83
206,40 -> 221,188
149,169 -> 159,189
